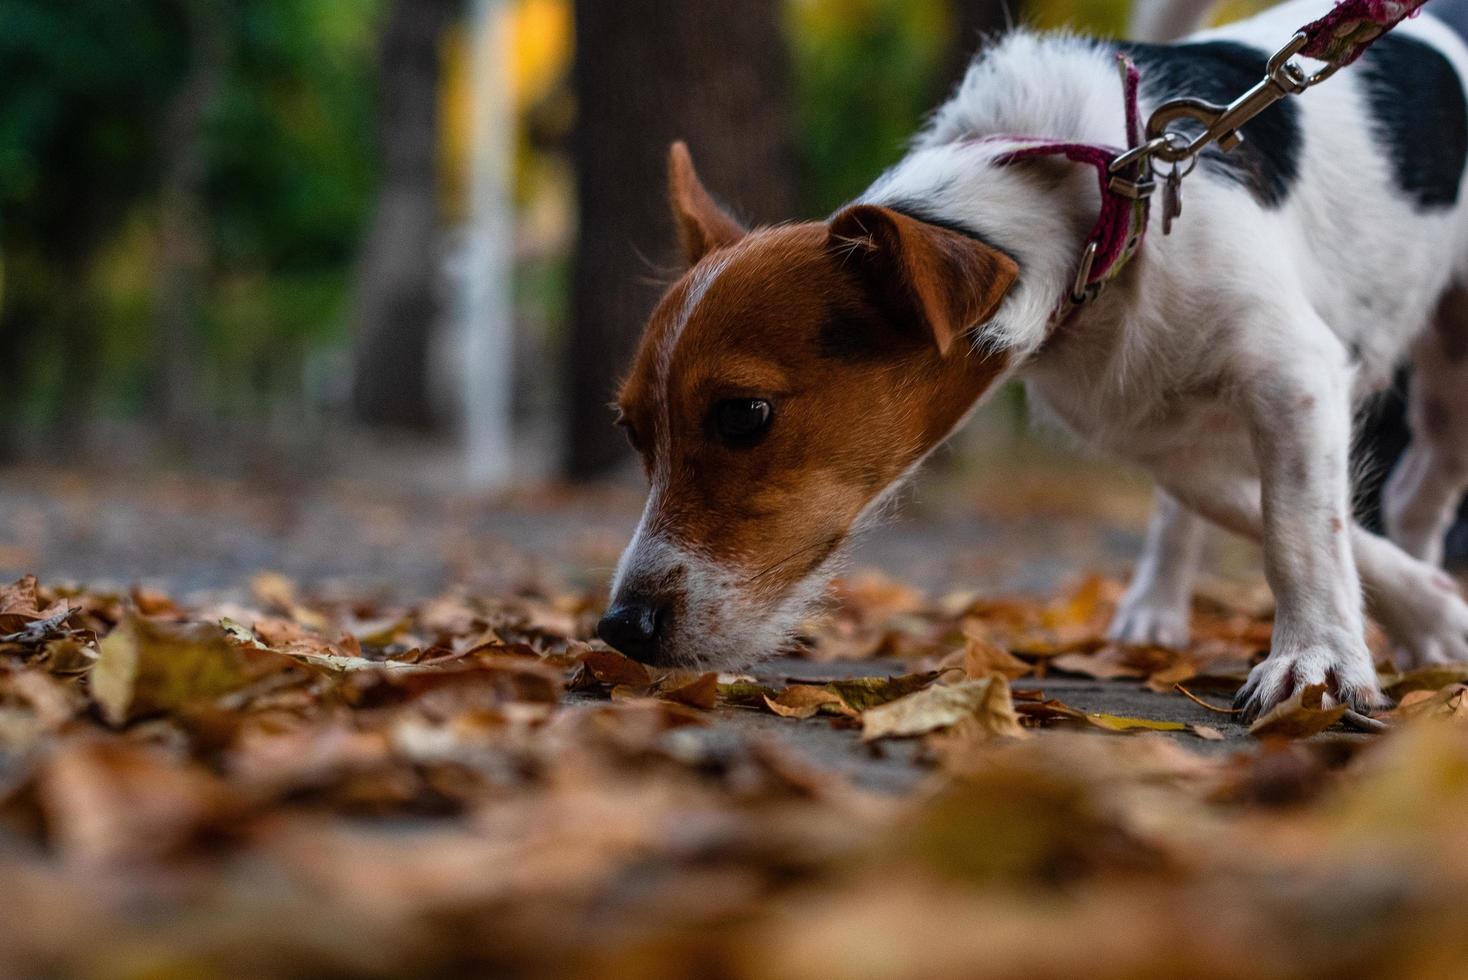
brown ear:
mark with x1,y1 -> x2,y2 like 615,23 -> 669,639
668,141 -> 747,265
828,204 -> 1018,357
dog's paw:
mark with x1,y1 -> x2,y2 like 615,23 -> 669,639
1107,599 -> 1190,649
1233,644 -> 1384,724
1386,586 -> 1468,670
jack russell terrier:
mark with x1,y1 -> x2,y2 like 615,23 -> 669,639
597,0 -> 1468,721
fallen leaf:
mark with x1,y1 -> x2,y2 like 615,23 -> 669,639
717,679 -> 780,708
954,632 -> 1032,680
90,616 -> 298,726
861,676 -> 1024,741
577,649 -> 653,690
827,672 -> 941,712
1392,683 -> 1468,723
0,575 -> 65,634
1085,713 -> 1190,734
656,671 -> 718,710
1051,648 -> 1146,680
1384,665 -> 1468,699
1248,683 -> 1347,739
764,685 -> 853,720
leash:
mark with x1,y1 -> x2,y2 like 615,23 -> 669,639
995,0 -> 1431,324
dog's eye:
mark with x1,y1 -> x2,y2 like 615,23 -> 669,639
714,398 -> 773,445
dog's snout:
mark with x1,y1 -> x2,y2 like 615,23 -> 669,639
596,596 -> 668,662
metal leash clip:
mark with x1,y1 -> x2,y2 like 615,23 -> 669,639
1105,32 -> 1332,236
1144,32 -> 1334,166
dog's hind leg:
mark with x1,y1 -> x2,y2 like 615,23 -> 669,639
1383,288 -> 1468,567
1108,488 -> 1206,648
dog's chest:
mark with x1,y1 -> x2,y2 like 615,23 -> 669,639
1021,323 -> 1247,464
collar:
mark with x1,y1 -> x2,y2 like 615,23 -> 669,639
987,55 -> 1153,326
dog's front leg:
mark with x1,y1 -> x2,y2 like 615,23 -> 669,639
1227,330 -> 1380,718
1109,489 -> 1205,649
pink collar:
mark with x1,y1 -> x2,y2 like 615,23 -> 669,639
985,55 -> 1152,325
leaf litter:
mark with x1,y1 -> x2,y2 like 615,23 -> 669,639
0,569 -> 1465,977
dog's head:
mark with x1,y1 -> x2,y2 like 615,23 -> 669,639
598,143 -> 1019,668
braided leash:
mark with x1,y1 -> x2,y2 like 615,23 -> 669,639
998,0 -> 1431,323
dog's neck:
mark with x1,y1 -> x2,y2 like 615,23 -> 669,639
854,33 -> 1131,359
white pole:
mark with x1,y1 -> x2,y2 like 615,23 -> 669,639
460,0 -> 515,488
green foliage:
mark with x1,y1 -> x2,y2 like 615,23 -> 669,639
0,0 -> 381,425
787,0 -> 953,216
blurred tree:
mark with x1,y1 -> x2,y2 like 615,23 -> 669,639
349,0 -> 461,432
0,0 -> 187,457
154,0 -> 225,442
935,0 -> 1018,103
564,0 -> 799,479
788,0 -> 951,216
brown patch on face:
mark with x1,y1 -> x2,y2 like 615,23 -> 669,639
618,213 -> 1016,603
1422,397 -> 1451,438
1434,290 -> 1468,363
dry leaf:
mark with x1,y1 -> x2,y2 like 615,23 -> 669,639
861,676 -> 1024,741
1248,683 -> 1347,739
577,649 -> 653,690
826,672 -> 941,712
90,616 -> 297,726
764,685 -> 853,720
1384,665 -> 1468,699
1051,647 -> 1146,680
955,632 -> 1032,680
656,671 -> 718,710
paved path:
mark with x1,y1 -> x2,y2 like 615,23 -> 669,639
0,462 -> 1275,790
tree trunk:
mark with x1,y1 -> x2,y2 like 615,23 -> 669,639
935,0 -> 1015,105
350,0 -> 459,432
564,0 -> 798,480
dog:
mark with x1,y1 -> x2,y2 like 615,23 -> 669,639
597,0 -> 1468,720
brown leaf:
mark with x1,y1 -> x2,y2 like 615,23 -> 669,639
37,738 -> 241,865
90,616 -> 298,726
656,671 -> 718,710
957,632 -> 1032,680
764,685 -> 853,720
1384,665 -> 1468,699
1051,647 -> 1146,680
1248,683 -> 1347,739
1392,683 -> 1468,723
861,676 -> 1025,741
827,671 -> 941,712
578,649 -> 653,690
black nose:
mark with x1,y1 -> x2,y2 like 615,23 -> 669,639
596,597 -> 666,662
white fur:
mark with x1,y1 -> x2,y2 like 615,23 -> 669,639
610,2 -> 1468,715
855,1 -> 1468,713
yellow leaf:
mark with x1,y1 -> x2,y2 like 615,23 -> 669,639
1084,713 -> 1188,733
91,616 -> 296,726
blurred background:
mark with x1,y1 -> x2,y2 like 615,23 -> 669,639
0,0 -> 1149,482
10,0 -> 1442,599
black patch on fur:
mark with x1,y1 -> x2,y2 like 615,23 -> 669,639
1117,41 -> 1301,207
881,199 -> 1019,263
1357,34 -> 1468,209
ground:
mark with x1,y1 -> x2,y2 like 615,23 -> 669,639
0,446 -> 1258,787
6,449 -> 1468,978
